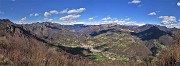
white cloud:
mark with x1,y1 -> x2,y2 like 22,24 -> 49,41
124,18 -> 131,21
102,17 -> 112,21
166,20 -> 180,28
166,24 -> 180,28
19,17 -> 27,24
101,17 -> 144,26
88,17 -> 94,21
49,10 -> 59,14
116,20 -> 144,26
59,21 -> 100,25
59,15 -> 81,22
34,13 -> 39,16
177,2 -> 180,6
159,16 -> 177,25
148,12 -> 156,16
67,8 -> 86,14
100,17 -> 144,26
114,20 -> 119,23
58,8 -> 86,22
44,10 -> 59,17
60,8 -> 68,14
120,21 -> 145,26
102,19 -> 145,26
43,8 -> 86,22
44,12 -> 51,17
43,8 -> 85,18
129,0 -> 141,4
30,13 -> 39,17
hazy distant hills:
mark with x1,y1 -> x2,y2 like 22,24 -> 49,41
0,19 -> 179,66
21,20 -> 173,43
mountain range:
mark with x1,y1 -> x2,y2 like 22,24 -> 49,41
0,19 -> 180,66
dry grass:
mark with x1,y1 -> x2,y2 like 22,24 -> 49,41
0,36 -> 93,66
0,28 -> 93,66
143,30 -> 180,66
152,44 -> 180,66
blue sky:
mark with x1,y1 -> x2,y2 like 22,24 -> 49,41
0,0 -> 180,27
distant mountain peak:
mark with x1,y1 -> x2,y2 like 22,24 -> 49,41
132,26 -> 168,41
148,26 -> 161,30
0,19 -> 11,22
0,19 -> 13,25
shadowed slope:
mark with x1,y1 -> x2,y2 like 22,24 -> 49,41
0,19 -> 93,66
132,26 -> 169,41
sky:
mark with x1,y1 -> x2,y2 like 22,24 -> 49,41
0,0 -> 180,27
